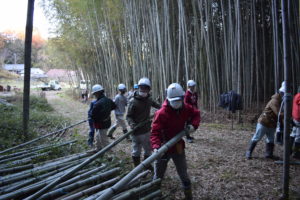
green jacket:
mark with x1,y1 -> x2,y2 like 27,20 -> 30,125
258,93 -> 282,128
126,91 -> 161,135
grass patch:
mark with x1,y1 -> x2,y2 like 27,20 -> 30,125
0,94 -> 70,150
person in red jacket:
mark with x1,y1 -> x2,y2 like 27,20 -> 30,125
291,86 -> 300,159
151,83 -> 200,200
184,80 -> 198,143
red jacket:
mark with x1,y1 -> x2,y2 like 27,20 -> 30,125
184,90 -> 198,108
292,93 -> 300,121
150,100 -> 201,154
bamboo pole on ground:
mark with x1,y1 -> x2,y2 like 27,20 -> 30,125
25,118 -> 152,200
98,128 -> 194,200
0,120 -> 87,155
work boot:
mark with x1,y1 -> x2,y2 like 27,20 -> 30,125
186,134 -> 194,143
265,143 -> 275,159
132,156 -> 140,167
245,141 -> 257,159
183,188 -> 193,200
107,127 -> 116,139
292,142 -> 300,159
144,155 -> 153,171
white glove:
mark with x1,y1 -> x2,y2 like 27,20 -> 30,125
153,148 -> 158,153
187,124 -> 195,132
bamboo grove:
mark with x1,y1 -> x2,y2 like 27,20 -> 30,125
42,0 -> 300,111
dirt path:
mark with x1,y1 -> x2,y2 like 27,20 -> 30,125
44,90 -> 90,135
45,91 -> 300,199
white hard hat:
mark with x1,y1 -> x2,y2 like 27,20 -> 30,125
138,77 -> 151,87
118,83 -> 126,90
279,81 -> 286,93
167,83 -> 185,101
187,80 -> 196,87
92,84 -> 104,94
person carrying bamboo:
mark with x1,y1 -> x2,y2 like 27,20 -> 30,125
184,80 -> 198,143
126,77 -> 161,167
107,83 -> 128,139
245,81 -> 285,159
91,84 -> 116,151
87,99 -> 96,147
151,83 -> 200,200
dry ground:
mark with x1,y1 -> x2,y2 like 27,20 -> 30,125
45,91 -> 300,200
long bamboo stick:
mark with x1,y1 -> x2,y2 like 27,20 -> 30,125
0,120 -> 87,155
98,128 -> 194,200
25,118 -> 152,200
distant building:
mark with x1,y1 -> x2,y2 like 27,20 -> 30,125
20,68 -> 47,78
46,69 -> 77,82
3,64 -> 47,78
3,64 -> 24,74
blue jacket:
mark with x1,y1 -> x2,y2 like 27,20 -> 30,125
88,100 -> 97,123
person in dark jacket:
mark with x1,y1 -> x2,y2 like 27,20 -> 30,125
245,81 -> 285,159
91,84 -> 115,151
151,83 -> 200,200
184,80 -> 198,143
126,77 -> 161,167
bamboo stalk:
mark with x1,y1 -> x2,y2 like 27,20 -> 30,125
38,167 -> 120,200
25,118 -> 152,200
0,120 -> 87,155
112,179 -> 161,200
98,128 -> 194,200
140,189 -> 162,200
63,176 -> 120,200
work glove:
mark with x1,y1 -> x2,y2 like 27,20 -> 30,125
187,124 -> 195,132
153,148 -> 158,153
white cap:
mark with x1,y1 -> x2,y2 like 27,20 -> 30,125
187,80 -> 196,87
118,83 -> 126,90
92,84 -> 104,94
167,83 -> 185,101
138,77 -> 151,87
279,81 -> 286,93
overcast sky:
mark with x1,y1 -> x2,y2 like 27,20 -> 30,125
0,0 -> 50,39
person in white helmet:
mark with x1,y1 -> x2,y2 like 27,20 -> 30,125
90,84 -> 116,151
184,80 -> 198,143
151,83 -> 201,200
107,83 -> 128,139
245,81 -> 285,159
126,77 -> 161,167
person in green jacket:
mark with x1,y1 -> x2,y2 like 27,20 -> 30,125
126,77 -> 161,167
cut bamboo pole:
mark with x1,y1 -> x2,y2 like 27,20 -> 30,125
98,128 -> 194,200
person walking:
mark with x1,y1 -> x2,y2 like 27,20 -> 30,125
245,82 -> 285,159
184,80 -> 198,143
91,84 -> 116,151
126,77 -> 161,167
151,83 -> 200,200
107,83 -> 128,139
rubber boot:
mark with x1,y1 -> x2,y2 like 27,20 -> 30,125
107,127 -> 116,139
144,155 -> 153,171
184,188 -> 193,200
265,143 -> 275,159
292,142 -> 300,159
132,156 -> 140,167
245,141 -> 257,159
